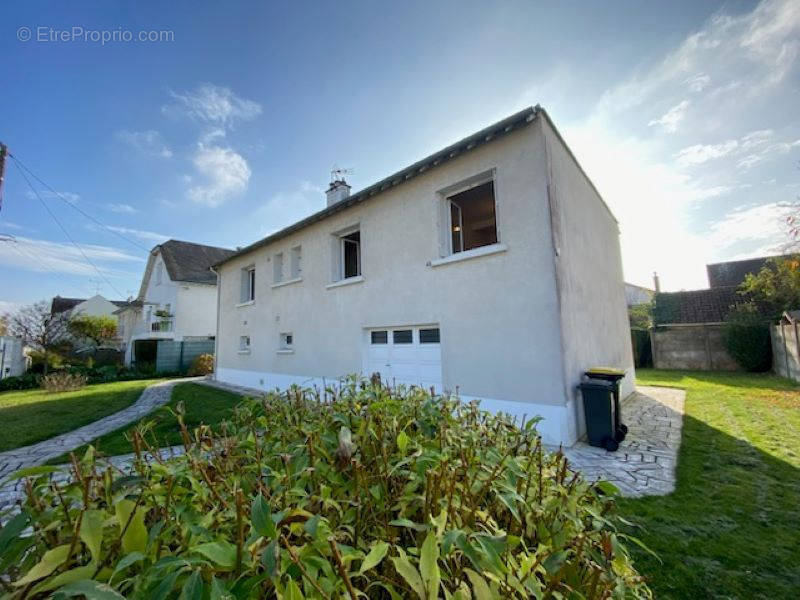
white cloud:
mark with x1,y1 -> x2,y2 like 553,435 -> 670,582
186,144 -> 252,207
648,100 -> 690,133
686,73 -> 711,92
0,236 -> 141,277
102,225 -> 170,243
0,300 -> 21,315
163,84 -> 262,127
0,221 -> 24,231
106,203 -> 138,214
116,130 -> 173,158
707,202 -> 789,255
26,190 -> 80,203
674,140 -> 738,166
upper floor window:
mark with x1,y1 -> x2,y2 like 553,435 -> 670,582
342,230 -> 361,279
446,179 -> 497,254
241,266 -> 255,303
273,253 -> 284,283
156,262 -> 163,285
290,246 -> 302,279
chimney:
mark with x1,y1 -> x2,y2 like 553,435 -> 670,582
653,271 -> 661,293
326,178 -> 351,207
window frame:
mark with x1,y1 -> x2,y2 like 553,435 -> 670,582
437,170 -> 499,257
329,224 -> 363,284
273,252 -> 284,284
239,335 -> 251,353
341,231 -> 361,279
278,332 -> 294,353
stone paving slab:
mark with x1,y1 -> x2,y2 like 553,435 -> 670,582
558,386 -> 685,497
0,377 -> 200,481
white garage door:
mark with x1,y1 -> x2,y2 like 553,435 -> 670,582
365,326 -> 442,390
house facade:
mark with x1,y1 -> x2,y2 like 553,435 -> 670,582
117,240 -> 233,368
50,294 -> 129,351
213,107 -> 634,446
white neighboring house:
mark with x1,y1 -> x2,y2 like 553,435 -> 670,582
0,336 -> 28,379
624,283 -> 654,307
116,240 -> 234,367
212,106 -> 634,447
50,295 -> 129,351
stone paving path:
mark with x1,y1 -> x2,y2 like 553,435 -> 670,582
559,385 -> 685,497
0,377 -> 199,481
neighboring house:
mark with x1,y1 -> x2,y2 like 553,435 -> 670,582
212,106 -> 634,446
117,239 -> 234,369
624,283 -> 654,307
50,294 -> 129,351
651,255 -> 781,370
0,336 -> 28,379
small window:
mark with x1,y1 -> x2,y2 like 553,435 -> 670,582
290,246 -> 302,279
393,329 -> 413,344
273,253 -> 284,283
156,262 -> 163,285
371,330 -> 388,344
239,335 -> 251,351
280,332 -> 293,350
342,231 -> 361,279
447,180 -> 497,254
419,328 -> 440,344
241,266 -> 256,302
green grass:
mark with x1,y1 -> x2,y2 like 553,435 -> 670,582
0,379 -> 165,452
619,369 -> 800,599
52,382 -> 242,461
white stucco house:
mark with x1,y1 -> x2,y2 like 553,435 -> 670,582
116,240 -> 234,368
50,294 -> 130,352
212,106 -> 634,446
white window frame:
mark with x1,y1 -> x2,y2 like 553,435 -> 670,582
290,246 -> 302,279
156,261 -> 163,285
437,170 -> 499,257
239,335 -> 251,354
329,224 -> 364,286
278,332 -> 294,354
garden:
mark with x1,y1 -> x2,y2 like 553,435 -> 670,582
0,378 -> 650,599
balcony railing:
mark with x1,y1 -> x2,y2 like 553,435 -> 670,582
150,319 -> 174,333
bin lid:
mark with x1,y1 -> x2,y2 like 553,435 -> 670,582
579,378 -> 614,390
586,367 -> 625,376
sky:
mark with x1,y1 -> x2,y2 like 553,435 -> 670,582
0,0 -> 798,313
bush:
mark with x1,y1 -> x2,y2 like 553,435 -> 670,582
0,373 -> 40,392
0,379 -> 651,598
40,371 -> 88,393
187,353 -> 214,376
724,303 -> 772,372
27,350 -> 65,374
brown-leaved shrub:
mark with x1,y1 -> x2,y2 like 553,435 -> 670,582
40,371 -> 88,393
187,353 -> 215,376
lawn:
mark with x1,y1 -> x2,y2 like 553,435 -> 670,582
0,379 -> 165,452
619,369 -> 800,599
53,382 -> 242,461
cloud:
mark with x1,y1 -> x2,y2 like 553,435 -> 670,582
26,190 -> 80,203
106,203 -> 138,214
163,84 -> 262,127
707,202 -> 789,256
186,144 -> 252,207
0,221 -> 24,231
116,130 -> 173,158
0,236 -> 141,277
648,100 -> 690,133
686,73 -> 711,92
102,225 -> 170,243
675,140 -> 738,166
0,300 -> 21,315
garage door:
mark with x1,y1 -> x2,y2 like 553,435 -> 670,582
365,326 -> 442,390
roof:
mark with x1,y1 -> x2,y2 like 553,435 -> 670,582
654,287 -> 741,324
215,106 -> 582,268
706,256 -> 777,288
781,310 -> 800,324
51,296 -> 129,314
157,239 -> 234,284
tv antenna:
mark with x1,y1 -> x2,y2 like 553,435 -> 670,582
330,165 -> 352,183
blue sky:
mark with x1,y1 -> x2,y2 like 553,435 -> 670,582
1,0 -> 798,311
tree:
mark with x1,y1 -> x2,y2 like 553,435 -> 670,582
4,301 -> 70,374
739,256 -> 800,322
0,313 -> 7,336
68,314 -> 118,348
628,302 -> 653,329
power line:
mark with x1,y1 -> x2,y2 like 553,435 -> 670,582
13,161 -> 126,298
3,236 -> 94,298
9,154 -> 151,252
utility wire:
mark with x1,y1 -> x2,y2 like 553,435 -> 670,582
13,161 -> 126,298
4,236 -> 93,298
9,154 -> 151,253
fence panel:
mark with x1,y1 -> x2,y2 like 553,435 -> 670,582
155,340 -> 215,372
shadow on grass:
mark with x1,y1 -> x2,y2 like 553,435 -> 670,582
619,372 -> 800,599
